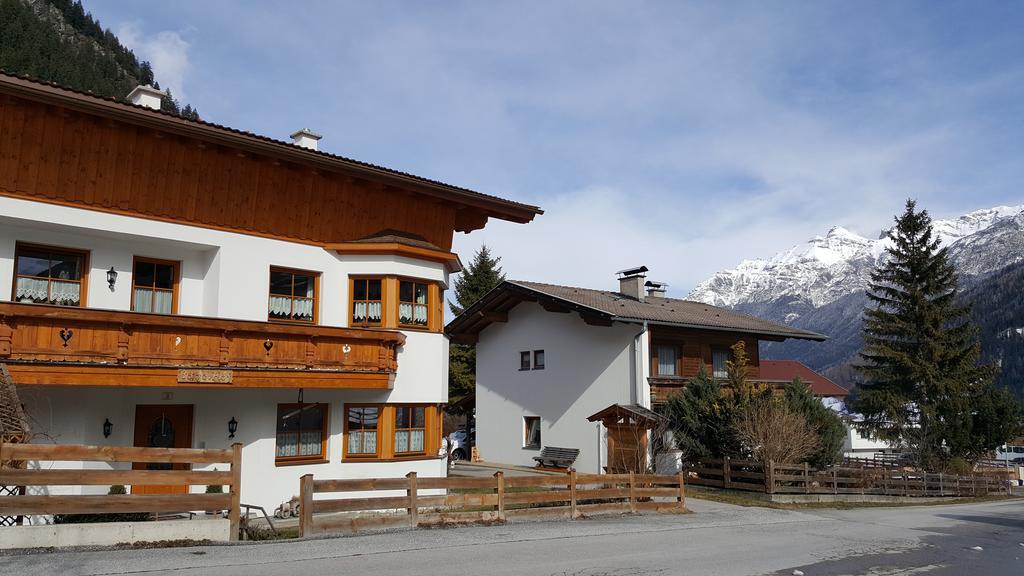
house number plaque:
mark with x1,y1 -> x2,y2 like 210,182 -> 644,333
177,369 -> 233,384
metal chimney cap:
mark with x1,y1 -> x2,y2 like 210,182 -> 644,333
616,266 -> 649,278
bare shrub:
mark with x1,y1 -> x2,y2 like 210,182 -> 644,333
734,397 -> 819,465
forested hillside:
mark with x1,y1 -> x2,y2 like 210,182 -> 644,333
0,0 -> 198,119
966,260 -> 1024,400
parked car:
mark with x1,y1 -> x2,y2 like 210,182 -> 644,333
448,427 -> 475,463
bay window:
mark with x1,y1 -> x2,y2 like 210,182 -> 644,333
351,278 -> 383,327
398,280 -> 429,328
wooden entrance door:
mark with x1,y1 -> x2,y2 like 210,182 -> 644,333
132,404 -> 194,494
607,424 -> 648,473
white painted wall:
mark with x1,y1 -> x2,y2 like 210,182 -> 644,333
19,385 -> 448,512
475,301 -> 641,473
1,196 -> 453,511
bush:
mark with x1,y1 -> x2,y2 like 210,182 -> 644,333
663,365 -> 740,460
784,379 -> 847,467
734,395 -> 819,465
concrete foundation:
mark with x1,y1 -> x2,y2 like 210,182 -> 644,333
0,518 -> 229,550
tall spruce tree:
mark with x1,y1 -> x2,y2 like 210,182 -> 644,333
853,199 -> 1020,469
447,245 -> 505,411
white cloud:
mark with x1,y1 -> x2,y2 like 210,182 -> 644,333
117,22 -> 192,101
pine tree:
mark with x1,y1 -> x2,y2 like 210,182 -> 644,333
783,378 -> 845,467
853,199 -> 1021,469
449,245 -> 505,316
447,245 -> 506,411
663,365 -> 740,460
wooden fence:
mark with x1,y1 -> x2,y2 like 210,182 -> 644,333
688,457 -> 1007,497
0,443 -> 242,540
299,470 -> 686,536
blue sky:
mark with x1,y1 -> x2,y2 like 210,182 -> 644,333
88,1 -> 1024,295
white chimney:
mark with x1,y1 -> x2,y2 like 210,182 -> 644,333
290,128 -> 322,151
617,266 -> 649,302
126,85 -> 166,110
645,280 -> 668,298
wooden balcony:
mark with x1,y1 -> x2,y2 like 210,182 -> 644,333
0,302 -> 405,389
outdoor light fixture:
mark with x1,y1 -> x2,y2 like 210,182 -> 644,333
102,418 -> 112,438
106,267 -> 118,291
228,417 -> 238,439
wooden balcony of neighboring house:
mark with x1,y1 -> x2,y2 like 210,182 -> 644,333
648,374 -> 792,405
0,301 -> 405,389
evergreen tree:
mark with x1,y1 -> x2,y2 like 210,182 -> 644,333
449,245 -> 505,316
783,378 -> 845,467
447,245 -> 506,411
663,365 -> 740,460
852,199 -> 1021,469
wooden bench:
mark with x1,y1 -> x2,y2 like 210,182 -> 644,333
533,446 -> 580,469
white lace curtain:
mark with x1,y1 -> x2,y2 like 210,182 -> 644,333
269,296 -> 314,320
276,430 -> 322,458
133,288 -> 173,314
16,277 -> 80,306
348,430 -> 377,454
399,303 -> 428,326
353,301 -> 383,322
394,430 -> 425,453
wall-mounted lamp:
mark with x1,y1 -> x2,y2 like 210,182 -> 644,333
228,417 -> 238,439
106,267 -> 118,291
103,418 -> 113,438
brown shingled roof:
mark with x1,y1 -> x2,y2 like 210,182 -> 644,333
446,280 -> 828,342
351,230 -> 443,251
759,360 -> 849,397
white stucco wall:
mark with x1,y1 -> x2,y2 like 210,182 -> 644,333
1,196 -> 452,511
475,301 -> 643,473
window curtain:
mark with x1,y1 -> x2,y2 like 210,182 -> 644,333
354,301 -> 382,322
712,350 -> 729,378
133,288 -> 173,314
348,430 -> 377,454
394,430 -> 424,453
49,280 -> 80,305
276,431 -> 299,457
399,303 -> 428,326
657,345 -> 677,376
268,295 -> 292,317
15,277 -> 49,303
291,297 -> 314,321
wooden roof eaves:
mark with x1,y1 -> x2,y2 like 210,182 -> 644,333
0,73 -> 542,225
609,316 -> 829,342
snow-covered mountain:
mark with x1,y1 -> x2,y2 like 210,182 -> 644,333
690,204 -> 1024,313
687,204 -> 1024,385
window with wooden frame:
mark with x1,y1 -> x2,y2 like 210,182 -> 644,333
131,257 -> 178,314
275,403 -> 328,465
393,405 -> 426,456
524,416 -> 541,449
654,343 -> 679,376
712,347 -> 730,379
345,405 -> 380,458
269,267 -> 318,323
351,278 -> 383,327
13,243 -> 88,307
397,280 -> 430,328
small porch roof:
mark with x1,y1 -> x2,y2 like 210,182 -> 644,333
587,403 -> 666,427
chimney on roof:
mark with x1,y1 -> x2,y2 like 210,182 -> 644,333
617,266 -> 648,303
126,85 -> 167,110
645,280 -> 668,298
290,128 -> 322,151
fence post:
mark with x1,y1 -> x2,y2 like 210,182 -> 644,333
228,442 -> 242,542
723,457 -> 731,489
882,468 -> 888,495
628,471 -> 636,513
938,472 -> 943,497
299,474 -> 313,538
903,473 -> 908,497
677,471 -> 686,510
766,460 -> 775,494
803,462 -> 810,494
406,471 -> 418,527
955,475 -> 960,496
493,471 -> 505,522
568,468 -> 577,519
832,468 -> 838,495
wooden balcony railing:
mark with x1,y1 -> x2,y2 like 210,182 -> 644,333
0,302 -> 404,389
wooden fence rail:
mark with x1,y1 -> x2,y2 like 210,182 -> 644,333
688,457 -> 1007,497
300,470 -> 686,536
0,442 -> 243,541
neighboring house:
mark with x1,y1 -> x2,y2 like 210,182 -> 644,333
0,73 -> 541,510
445,267 -> 827,474
757,360 -> 849,399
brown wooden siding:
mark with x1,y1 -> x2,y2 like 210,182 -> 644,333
0,95 -> 461,249
649,328 -> 760,379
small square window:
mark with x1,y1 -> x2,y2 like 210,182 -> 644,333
520,351 -> 531,371
524,416 -> 541,449
533,350 -> 545,370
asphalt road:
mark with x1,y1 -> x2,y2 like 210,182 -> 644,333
3,498 -> 1022,576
